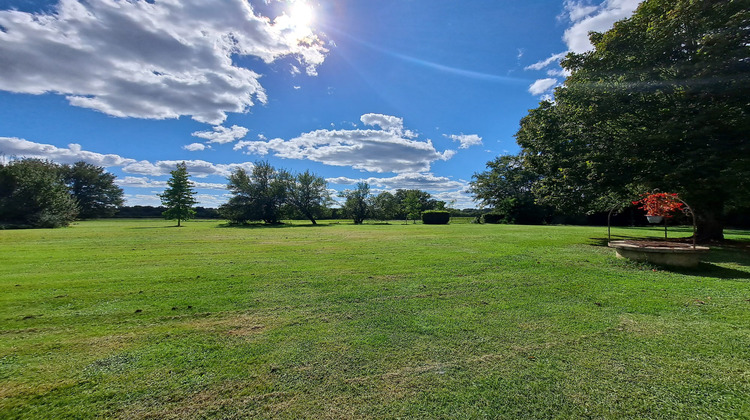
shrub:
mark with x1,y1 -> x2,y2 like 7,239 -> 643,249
481,212 -> 505,224
422,210 -> 450,224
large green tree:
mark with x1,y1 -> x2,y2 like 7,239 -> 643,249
63,161 -> 124,219
159,162 -> 197,227
0,159 -> 78,228
286,170 -> 330,225
469,154 -> 552,224
220,161 -> 288,224
339,182 -> 371,225
517,0 -> 749,240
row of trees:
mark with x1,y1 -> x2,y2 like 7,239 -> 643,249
0,159 -> 124,228
471,0 -> 749,241
211,161 -> 447,225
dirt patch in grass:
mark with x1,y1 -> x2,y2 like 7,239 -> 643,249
181,313 -> 274,338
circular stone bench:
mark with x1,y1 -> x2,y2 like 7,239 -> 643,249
608,240 -> 709,268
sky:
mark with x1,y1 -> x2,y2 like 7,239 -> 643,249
0,0 -> 643,208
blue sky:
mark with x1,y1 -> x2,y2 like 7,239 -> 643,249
0,0 -> 642,208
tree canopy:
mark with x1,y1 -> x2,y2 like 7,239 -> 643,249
220,161 -> 289,224
159,162 -> 197,227
64,161 -> 124,219
286,170 -> 330,225
0,159 -> 78,228
516,0 -> 749,240
339,182 -> 371,225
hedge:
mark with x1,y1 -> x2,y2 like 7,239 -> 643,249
422,210 -> 450,224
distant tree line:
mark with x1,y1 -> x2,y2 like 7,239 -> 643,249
0,159 -> 123,228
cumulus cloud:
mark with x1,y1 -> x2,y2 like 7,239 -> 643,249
0,136 -> 254,178
0,0 -> 327,124
0,136 -> 136,166
528,78 -> 558,95
191,125 -> 249,144
525,1 -> 641,83
445,134 -> 483,149
122,160 -> 254,178
183,143 -> 207,152
327,173 -> 465,191
234,114 -> 455,173
563,0 -> 642,53
117,176 -> 226,190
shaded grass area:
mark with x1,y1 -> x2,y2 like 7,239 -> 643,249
1,220 -> 749,418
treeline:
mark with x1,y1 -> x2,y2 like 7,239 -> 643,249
216,162 -> 450,225
0,159 -> 123,228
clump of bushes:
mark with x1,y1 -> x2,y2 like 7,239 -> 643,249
422,210 -> 450,224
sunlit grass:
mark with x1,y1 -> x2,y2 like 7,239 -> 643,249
1,219 -> 748,418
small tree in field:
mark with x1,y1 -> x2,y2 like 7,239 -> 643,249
159,162 -> 196,227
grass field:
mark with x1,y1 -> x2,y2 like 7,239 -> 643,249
1,219 -> 749,419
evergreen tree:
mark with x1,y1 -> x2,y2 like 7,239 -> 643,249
159,162 -> 196,227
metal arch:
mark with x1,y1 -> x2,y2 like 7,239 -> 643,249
607,194 -> 698,248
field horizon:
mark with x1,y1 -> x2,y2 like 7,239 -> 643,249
2,219 -> 749,418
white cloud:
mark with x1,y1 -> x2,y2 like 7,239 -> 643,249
0,0 -> 327,124
562,0 -> 643,53
0,136 -> 136,166
235,114 -> 455,174
116,176 -> 227,190
122,160 -> 254,178
191,125 -> 249,144
327,173 -> 465,191
528,78 -> 558,95
445,134 -> 483,149
0,136 -> 253,178
183,143 -> 207,152
525,52 -> 568,71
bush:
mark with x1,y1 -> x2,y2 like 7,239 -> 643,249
481,212 -> 505,224
422,210 -> 450,224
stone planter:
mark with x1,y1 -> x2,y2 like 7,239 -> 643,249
646,215 -> 664,224
608,240 -> 709,268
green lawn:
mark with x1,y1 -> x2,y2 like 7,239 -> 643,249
1,219 -> 748,419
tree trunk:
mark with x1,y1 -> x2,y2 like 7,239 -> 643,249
177,218 -> 181,227
695,209 -> 724,243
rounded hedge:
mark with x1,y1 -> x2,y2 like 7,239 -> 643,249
422,210 -> 450,224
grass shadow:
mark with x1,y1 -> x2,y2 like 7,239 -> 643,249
216,222 -> 332,229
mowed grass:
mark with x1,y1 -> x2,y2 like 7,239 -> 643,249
1,219 -> 749,419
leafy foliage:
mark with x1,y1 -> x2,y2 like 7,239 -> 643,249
220,161 -> 289,224
516,0 -> 750,240
159,162 -> 197,227
469,154 -> 552,224
421,210 -> 450,224
0,159 -> 78,228
285,170 -> 330,225
63,161 -> 124,219
339,182 -> 371,224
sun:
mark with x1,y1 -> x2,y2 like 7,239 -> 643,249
288,1 -> 315,31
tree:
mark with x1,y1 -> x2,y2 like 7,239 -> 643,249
159,162 -> 196,227
63,161 -> 124,219
469,154 -> 552,224
372,191 -> 400,221
286,170 -> 330,225
219,161 -> 288,224
0,159 -> 78,228
402,190 -> 423,224
339,182 -> 371,224
516,0 -> 749,241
